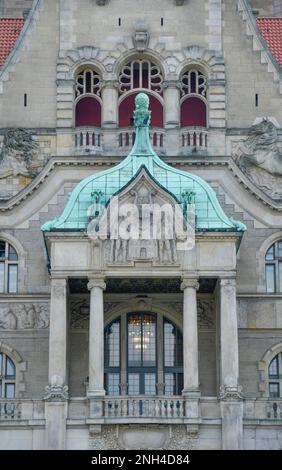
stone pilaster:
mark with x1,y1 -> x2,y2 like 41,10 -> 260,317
87,277 -> 106,418
219,278 -> 243,450
101,80 -> 119,128
44,277 -> 68,450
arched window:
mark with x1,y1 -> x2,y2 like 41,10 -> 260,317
74,68 -> 102,128
265,240 -> 282,293
118,58 -> 164,129
268,352 -> 282,397
104,314 -> 183,396
0,352 -> 16,398
0,240 -> 18,294
180,68 -> 208,128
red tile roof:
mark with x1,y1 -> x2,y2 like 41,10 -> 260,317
0,18 -> 25,67
257,17 -> 282,69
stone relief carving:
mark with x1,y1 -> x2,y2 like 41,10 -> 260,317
197,299 -> 215,329
44,375 -> 69,402
219,385 -> 244,401
0,128 -> 39,179
70,299 -> 120,328
103,179 -> 182,266
89,425 -> 197,450
232,119 -> 282,201
0,303 -> 49,330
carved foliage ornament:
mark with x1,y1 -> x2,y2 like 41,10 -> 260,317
0,128 -> 39,179
232,119 -> 282,201
44,375 -> 69,402
0,303 -> 49,330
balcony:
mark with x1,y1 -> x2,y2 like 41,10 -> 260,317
118,128 -> 165,154
180,127 -> 208,153
74,127 -> 102,153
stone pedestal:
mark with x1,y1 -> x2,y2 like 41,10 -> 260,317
163,81 -> 180,128
102,81 -> 119,128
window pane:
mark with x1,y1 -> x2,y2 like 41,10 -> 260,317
104,321 -> 120,367
142,315 -> 156,367
0,353 -> 2,375
165,373 -> 175,395
164,323 -> 175,367
128,315 -> 142,367
266,244 -> 275,260
8,245 -> 18,261
0,241 -> 5,258
278,241 -> 282,258
144,373 -> 156,395
8,265 -> 18,293
5,383 -> 15,399
0,262 -> 4,293
128,373 -> 140,395
6,357 -> 15,378
266,264 -> 275,293
105,373 -> 120,396
269,383 -> 279,398
279,262 -> 282,293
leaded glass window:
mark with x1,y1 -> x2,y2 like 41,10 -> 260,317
268,352 -> 282,398
265,241 -> 282,293
0,241 -> 18,294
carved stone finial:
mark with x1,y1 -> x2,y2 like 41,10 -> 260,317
133,21 -> 150,52
133,93 -> 151,128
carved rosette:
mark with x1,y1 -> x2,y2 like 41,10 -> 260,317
219,385 -> 244,401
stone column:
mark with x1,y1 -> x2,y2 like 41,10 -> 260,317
181,278 -> 200,420
101,80 -> 119,128
163,80 -> 181,155
44,277 -> 68,450
87,277 -> 106,418
219,278 -> 243,450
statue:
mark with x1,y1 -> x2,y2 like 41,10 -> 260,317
0,128 -> 38,178
233,119 -> 282,201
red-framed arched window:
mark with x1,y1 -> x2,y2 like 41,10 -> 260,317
74,68 -> 102,128
180,68 -> 208,128
118,58 -> 164,129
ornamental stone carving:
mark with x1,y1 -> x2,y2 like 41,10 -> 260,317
133,21 -> 150,52
0,303 -> 49,330
0,128 -> 39,179
219,385 -> 244,401
44,375 -> 69,402
232,119 -> 282,201
197,299 -> 215,329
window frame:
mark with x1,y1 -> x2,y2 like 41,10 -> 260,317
268,352 -> 282,398
265,240 -> 282,293
0,352 -> 16,399
0,241 -> 19,294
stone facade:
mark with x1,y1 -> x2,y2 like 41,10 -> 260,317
0,0 -> 282,451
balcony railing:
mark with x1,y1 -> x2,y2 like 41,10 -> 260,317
104,396 -> 185,420
74,127 -> 102,150
244,399 -> 282,420
180,127 -> 208,151
118,128 -> 165,152
0,399 -> 45,422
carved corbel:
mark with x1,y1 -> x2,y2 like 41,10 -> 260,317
133,21 -> 150,52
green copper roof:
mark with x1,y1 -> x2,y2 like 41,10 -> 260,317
42,93 -> 246,233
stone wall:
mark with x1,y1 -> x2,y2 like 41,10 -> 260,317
0,0 -> 33,17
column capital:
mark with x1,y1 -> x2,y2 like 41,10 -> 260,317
163,79 -> 182,90
87,278 -> 106,291
181,278 -> 199,291
100,79 -> 119,90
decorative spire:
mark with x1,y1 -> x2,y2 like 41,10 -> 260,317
128,93 -> 156,166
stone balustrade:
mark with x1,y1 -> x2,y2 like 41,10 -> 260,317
180,127 -> 208,150
103,396 -> 185,420
74,127 -> 102,150
0,399 -> 44,422
244,399 -> 282,421
118,128 -> 165,151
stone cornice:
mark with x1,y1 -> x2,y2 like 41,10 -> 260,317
0,155 -> 282,214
